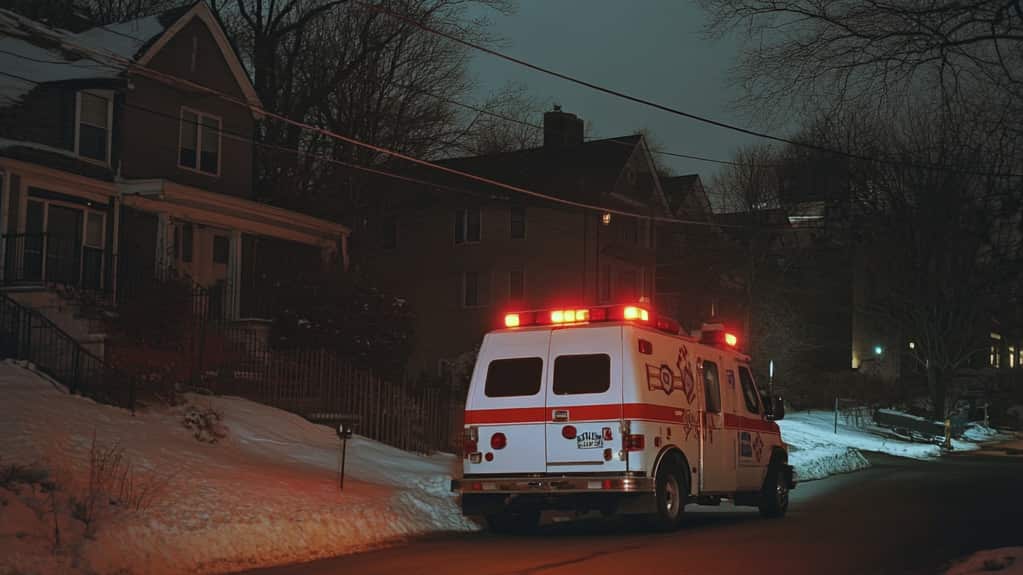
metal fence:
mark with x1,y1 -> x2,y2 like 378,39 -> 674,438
196,321 -> 461,454
0,292 -> 135,411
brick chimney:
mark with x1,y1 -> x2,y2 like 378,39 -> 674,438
543,105 -> 584,148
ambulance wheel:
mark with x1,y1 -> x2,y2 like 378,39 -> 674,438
485,510 -> 540,534
758,463 -> 789,518
650,463 -> 686,531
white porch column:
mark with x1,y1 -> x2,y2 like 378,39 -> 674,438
228,230 -> 242,319
155,213 -> 171,280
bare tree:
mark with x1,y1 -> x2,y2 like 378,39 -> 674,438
206,0 -> 514,219
452,82 -> 544,156
809,102 -> 1023,418
701,0 -> 1023,126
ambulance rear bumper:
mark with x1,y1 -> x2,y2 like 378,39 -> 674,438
452,475 -> 655,495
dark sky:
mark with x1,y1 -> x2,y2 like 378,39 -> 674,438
467,1 -> 763,182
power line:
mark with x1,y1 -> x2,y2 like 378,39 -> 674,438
0,34 -> 741,228
0,47 -> 823,232
351,0 -> 1023,179
45,14 -> 770,169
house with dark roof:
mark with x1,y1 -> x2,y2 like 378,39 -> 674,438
0,2 -> 348,346
360,108 -> 672,376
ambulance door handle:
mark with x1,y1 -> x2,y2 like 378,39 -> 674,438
553,409 -> 569,422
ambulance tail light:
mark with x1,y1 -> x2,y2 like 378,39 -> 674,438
624,434 -> 645,452
490,432 -> 507,450
463,426 -> 479,458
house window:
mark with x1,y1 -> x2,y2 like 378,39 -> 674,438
463,270 -> 488,307
76,91 -> 111,164
455,208 -> 481,244
213,235 -> 229,264
84,212 -> 104,248
179,108 -> 221,175
510,205 -> 526,239
509,268 -> 524,301
1010,346 -> 1017,369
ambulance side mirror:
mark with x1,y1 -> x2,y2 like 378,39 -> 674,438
765,394 -> 785,421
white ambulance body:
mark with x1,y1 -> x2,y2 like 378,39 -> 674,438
452,304 -> 795,532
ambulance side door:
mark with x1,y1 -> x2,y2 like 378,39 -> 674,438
735,364 -> 770,491
698,355 -> 736,494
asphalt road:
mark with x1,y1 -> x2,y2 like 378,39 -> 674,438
241,449 -> 1023,575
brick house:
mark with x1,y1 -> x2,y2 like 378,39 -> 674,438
361,109 -> 672,377
0,2 -> 347,342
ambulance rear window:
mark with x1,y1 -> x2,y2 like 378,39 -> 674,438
553,354 -> 611,395
485,358 -> 543,397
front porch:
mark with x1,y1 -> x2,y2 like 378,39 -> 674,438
0,159 -> 349,327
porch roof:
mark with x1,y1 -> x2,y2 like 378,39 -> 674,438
118,179 -> 349,249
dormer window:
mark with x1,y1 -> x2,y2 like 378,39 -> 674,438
75,91 -> 112,164
179,107 -> 221,176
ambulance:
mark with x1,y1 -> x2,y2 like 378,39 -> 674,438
451,304 -> 795,532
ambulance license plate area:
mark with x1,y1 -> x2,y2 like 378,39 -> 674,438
576,431 -> 604,449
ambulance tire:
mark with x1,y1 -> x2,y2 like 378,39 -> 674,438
758,462 -> 789,519
485,509 -> 540,535
650,463 -> 686,531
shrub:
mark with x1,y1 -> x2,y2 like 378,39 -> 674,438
182,404 -> 227,444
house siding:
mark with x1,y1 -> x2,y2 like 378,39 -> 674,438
119,18 -> 254,198
365,197 -> 660,377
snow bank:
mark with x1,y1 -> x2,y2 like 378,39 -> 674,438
777,411 -> 1007,482
946,547 -> 1023,575
0,362 -> 476,575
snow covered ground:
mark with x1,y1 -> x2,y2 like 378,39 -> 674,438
2,359 -> 1017,574
778,410 -> 1013,481
0,361 -> 476,575
945,547 -> 1023,575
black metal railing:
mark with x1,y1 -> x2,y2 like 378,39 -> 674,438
0,292 -> 135,411
2,233 -> 105,291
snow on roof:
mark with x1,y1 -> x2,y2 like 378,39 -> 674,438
0,8 -> 171,106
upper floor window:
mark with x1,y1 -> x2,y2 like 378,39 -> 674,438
463,270 -> 489,307
76,91 -> 112,164
510,205 -> 526,239
179,108 -> 221,176
455,207 -> 481,244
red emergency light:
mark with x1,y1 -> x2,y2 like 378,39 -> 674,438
500,304 -> 681,335
700,323 -> 740,349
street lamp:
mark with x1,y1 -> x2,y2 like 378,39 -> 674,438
874,345 -> 883,356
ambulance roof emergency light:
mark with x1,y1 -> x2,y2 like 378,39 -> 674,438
500,304 -> 680,334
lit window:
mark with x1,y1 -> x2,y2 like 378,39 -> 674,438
179,108 -> 221,175
77,91 -> 111,164
991,344 -> 1000,368
455,208 -> 481,244
1010,346 -> 1017,369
